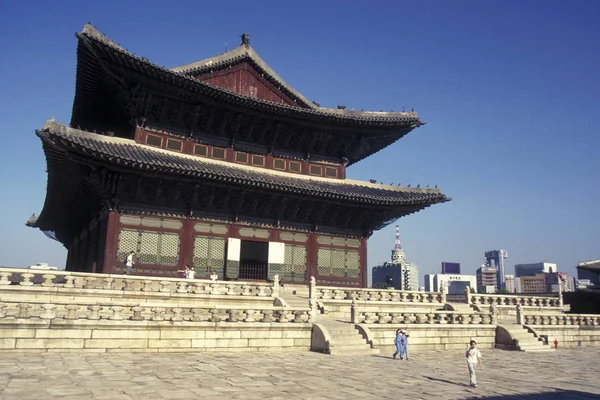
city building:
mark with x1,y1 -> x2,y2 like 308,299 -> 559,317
25,25 -> 450,286
519,273 -> 548,293
371,226 -> 419,290
504,274 -> 515,293
476,265 -> 497,293
518,272 -> 569,293
424,273 -> 476,294
441,262 -> 460,274
577,259 -> 600,285
27,263 -> 58,271
575,279 -> 594,290
484,250 -> 508,289
515,262 -> 557,277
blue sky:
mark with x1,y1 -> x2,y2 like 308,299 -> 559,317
0,1 -> 598,282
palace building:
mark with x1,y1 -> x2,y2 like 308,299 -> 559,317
28,24 -> 449,287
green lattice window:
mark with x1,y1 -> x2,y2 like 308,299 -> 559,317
317,248 -> 361,278
193,235 -> 225,278
282,244 -> 307,282
117,229 -> 180,266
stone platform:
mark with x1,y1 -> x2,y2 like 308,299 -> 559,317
1,348 -> 599,400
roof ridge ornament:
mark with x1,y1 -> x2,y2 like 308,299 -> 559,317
241,33 -> 251,48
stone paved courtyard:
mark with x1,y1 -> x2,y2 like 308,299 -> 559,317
0,348 -> 599,400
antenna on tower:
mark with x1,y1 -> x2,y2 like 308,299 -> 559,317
394,225 -> 402,250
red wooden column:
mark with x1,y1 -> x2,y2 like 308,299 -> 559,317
360,238 -> 368,288
180,218 -> 195,267
102,211 -> 120,274
307,233 -> 318,281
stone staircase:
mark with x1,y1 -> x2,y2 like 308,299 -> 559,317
316,319 -> 380,356
278,291 -> 310,309
502,325 -> 555,352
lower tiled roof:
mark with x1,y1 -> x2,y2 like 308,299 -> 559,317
37,119 -> 450,207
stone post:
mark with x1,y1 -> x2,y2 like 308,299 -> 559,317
465,286 -> 471,305
109,306 -> 123,320
20,273 -> 35,286
131,306 -> 144,321
516,303 -> 524,325
273,275 -> 280,297
440,285 -> 447,304
490,303 -> 498,325
308,276 -> 318,323
17,303 -> 32,318
350,299 -> 358,324
87,305 -> 102,320
65,305 -> 80,320
41,274 -> 56,287
64,275 -> 76,288
40,304 -> 57,319
558,285 -> 564,307
0,272 -> 12,286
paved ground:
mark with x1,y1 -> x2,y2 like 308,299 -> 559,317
0,348 -> 599,400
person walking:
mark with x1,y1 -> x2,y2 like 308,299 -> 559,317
124,251 -> 135,275
399,329 -> 410,360
392,329 -> 402,359
466,339 -> 483,387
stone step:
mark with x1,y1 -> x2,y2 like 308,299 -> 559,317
329,347 -> 380,356
519,347 -> 555,352
331,343 -> 375,351
331,337 -> 370,345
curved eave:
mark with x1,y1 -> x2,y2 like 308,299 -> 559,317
75,29 -> 426,128
36,121 -> 451,209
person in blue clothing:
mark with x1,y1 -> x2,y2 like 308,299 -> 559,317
392,329 -> 402,359
399,329 -> 410,360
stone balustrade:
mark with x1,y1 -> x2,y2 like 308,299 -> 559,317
315,286 -> 443,304
469,293 -> 561,308
523,314 -> 600,326
353,310 -> 494,325
0,301 -> 309,323
0,268 -> 274,297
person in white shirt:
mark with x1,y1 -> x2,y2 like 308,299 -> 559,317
125,251 -> 135,275
187,265 -> 196,279
210,270 -> 218,281
466,339 -> 483,387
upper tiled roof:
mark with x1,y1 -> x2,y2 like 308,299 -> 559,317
78,24 -> 426,126
578,260 -> 600,272
38,119 -> 450,207
171,37 -> 316,109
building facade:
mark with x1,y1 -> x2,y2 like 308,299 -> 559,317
504,274 -> 515,293
371,226 -> 419,290
441,262 -> 460,274
484,250 -> 508,289
515,262 -> 557,278
476,265 -> 498,293
424,273 -> 476,294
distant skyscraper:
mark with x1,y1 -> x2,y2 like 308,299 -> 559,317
371,226 -> 419,290
441,262 -> 461,274
424,273 -> 476,294
514,262 -> 557,278
504,274 -> 515,293
476,265 -> 497,293
484,250 -> 508,289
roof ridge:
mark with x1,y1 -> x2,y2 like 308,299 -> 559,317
171,42 -> 316,109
